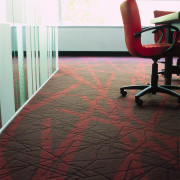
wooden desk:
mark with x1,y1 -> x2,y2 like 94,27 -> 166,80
151,11 -> 180,85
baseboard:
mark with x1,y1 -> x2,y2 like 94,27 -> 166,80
12,51 -> 132,57
59,51 -> 132,57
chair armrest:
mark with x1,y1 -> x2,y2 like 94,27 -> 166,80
134,24 -> 179,54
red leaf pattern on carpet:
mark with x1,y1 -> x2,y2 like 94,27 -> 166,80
0,57 -> 180,179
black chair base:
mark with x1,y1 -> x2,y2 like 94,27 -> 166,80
120,60 -> 180,105
120,84 -> 180,105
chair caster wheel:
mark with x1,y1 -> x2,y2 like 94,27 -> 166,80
135,98 -> 143,105
120,89 -> 127,96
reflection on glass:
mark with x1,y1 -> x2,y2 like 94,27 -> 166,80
12,27 -> 20,111
17,26 -> 27,106
12,26 -> 58,112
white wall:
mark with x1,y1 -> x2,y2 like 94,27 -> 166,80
58,26 -> 154,52
11,26 -> 154,52
57,0 -> 180,52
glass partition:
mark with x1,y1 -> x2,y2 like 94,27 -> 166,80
0,0 -> 59,131
0,24 -> 15,128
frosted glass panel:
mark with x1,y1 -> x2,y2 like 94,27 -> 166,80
0,102 -> 1,128
39,27 -> 48,84
0,24 -> 15,127
48,27 -> 53,75
55,27 -> 59,70
35,27 -> 40,90
0,24 -> 58,130
30,27 -> 37,93
13,0 -> 26,23
0,0 -> 59,131
26,26 -> 33,98
17,26 -> 26,106
52,27 -> 57,72
0,0 -> 6,23
12,27 -> 20,110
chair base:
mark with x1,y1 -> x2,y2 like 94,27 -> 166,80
120,84 -> 180,105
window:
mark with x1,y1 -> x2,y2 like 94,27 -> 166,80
61,0 -> 121,26
61,0 -> 180,26
138,0 -> 180,26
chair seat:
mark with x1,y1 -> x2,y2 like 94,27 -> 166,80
143,42 -> 180,48
141,43 -> 180,57
140,43 -> 170,57
143,43 -> 170,48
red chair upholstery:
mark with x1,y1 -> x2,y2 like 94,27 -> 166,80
120,0 -> 180,105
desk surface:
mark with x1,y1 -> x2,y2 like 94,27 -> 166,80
151,11 -> 180,24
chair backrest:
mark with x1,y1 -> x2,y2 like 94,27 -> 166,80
154,10 -> 175,43
120,0 -> 142,56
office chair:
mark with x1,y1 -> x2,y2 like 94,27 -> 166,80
153,10 -> 180,75
120,0 -> 180,105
